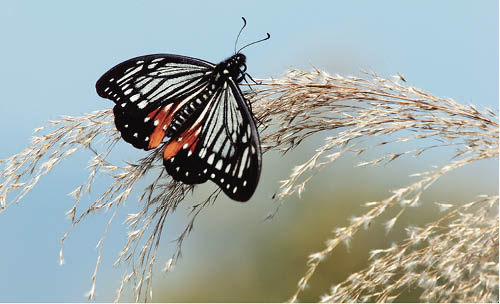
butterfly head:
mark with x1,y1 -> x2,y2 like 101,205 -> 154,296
228,17 -> 269,83
222,53 -> 247,83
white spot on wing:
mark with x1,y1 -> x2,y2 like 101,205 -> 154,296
238,147 -> 249,178
137,100 -> 148,109
207,153 -> 215,165
131,94 -> 141,102
215,160 -> 223,170
199,148 -> 206,158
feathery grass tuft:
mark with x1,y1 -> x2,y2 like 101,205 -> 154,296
0,68 -> 497,302
251,69 -> 498,302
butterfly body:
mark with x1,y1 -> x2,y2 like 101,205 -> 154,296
96,52 -> 261,201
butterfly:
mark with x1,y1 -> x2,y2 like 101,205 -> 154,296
95,19 -> 269,202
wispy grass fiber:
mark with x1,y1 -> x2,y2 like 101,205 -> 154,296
0,68 -> 497,302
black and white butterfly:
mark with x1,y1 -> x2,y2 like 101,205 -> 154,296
95,19 -> 269,202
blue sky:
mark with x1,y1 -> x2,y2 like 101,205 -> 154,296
0,1 -> 497,301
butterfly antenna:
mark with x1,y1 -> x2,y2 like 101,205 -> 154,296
237,32 -> 271,54
234,17 -> 247,54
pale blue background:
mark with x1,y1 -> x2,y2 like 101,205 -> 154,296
0,1 -> 497,301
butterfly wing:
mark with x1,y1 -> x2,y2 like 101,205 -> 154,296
97,53 -> 261,201
162,79 -> 261,201
96,54 -> 214,149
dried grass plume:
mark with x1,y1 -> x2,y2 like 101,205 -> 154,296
0,68 -> 498,302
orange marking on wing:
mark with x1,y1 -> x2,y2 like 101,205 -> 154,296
189,138 -> 198,153
147,104 -> 175,149
148,128 -> 166,149
163,123 -> 201,160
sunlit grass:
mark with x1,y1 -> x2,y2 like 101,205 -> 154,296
0,68 -> 497,302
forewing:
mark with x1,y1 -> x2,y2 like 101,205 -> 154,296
163,79 -> 262,201
96,54 -> 214,149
